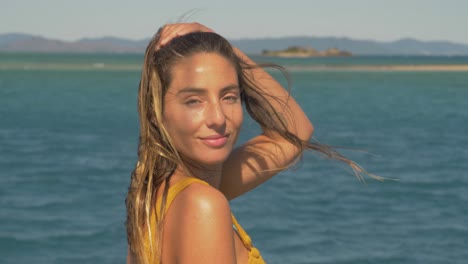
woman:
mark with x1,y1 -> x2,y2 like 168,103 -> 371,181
126,22 -> 378,264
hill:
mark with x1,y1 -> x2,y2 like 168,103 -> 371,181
0,33 -> 147,53
262,45 -> 352,57
1,33 -> 468,55
230,37 -> 468,56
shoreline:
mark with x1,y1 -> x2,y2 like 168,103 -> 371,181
284,64 -> 468,72
2,63 -> 468,72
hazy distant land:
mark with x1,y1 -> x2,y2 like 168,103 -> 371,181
262,46 -> 352,57
2,33 -> 468,56
2,33 -> 468,72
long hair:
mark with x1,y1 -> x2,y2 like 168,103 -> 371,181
126,30 -> 383,264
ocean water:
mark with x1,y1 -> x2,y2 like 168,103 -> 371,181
1,53 -> 467,264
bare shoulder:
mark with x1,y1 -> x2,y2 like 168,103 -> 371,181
163,181 -> 236,263
180,181 -> 231,213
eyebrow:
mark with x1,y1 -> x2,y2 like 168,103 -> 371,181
176,84 -> 240,95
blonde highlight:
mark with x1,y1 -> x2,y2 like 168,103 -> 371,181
126,29 -> 383,264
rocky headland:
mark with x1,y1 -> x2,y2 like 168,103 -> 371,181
262,45 -> 352,57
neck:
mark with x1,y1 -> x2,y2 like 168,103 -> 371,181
176,162 -> 223,188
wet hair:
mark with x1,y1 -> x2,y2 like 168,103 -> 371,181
126,29 -> 383,264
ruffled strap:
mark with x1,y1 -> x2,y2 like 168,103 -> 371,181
146,177 -> 209,263
156,177 -> 209,215
231,214 -> 262,260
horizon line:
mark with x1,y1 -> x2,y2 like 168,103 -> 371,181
1,31 -> 468,46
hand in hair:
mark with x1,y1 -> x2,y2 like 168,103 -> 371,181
156,22 -> 214,50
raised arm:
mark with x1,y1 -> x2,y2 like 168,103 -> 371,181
219,48 -> 314,199
153,22 -> 314,199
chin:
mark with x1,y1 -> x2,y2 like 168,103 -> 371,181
200,155 -> 230,166
194,149 -> 231,167
179,151 -> 229,167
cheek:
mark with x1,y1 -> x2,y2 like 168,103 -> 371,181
227,105 -> 243,129
165,106 -> 206,135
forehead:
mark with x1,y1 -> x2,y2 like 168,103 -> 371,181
167,52 -> 238,92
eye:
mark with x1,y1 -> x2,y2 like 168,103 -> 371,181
223,94 -> 239,104
184,98 -> 202,106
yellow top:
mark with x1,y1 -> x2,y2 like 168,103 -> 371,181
145,177 -> 266,264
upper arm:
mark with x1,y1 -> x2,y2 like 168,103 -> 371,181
166,184 -> 237,264
220,134 -> 304,200
220,48 -> 314,200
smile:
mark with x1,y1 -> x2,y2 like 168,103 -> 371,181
200,134 -> 229,148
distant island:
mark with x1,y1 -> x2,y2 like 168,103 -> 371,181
2,33 -> 468,55
262,45 -> 352,57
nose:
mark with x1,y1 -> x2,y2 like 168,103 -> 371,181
205,102 -> 226,129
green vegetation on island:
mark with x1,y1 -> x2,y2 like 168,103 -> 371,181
262,45 -> 352,57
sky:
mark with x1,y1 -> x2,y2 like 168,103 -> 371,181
1,0 -> 468,44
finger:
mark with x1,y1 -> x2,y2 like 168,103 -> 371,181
156,23 -> 215,50
158,24 -> 185,46
191,22 -> 214,33
161,23 -> 210,39
156,25 -> 173,50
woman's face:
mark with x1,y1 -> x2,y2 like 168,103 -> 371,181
163,52 -> 243,167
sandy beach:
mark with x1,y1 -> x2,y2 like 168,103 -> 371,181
285,64 -> 468,72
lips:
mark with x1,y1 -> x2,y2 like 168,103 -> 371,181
200,134 -> 229,148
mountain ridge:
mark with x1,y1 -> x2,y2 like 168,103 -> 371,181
1,33 -> 468,55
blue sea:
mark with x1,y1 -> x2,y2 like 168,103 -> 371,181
1,53 -> 467,264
